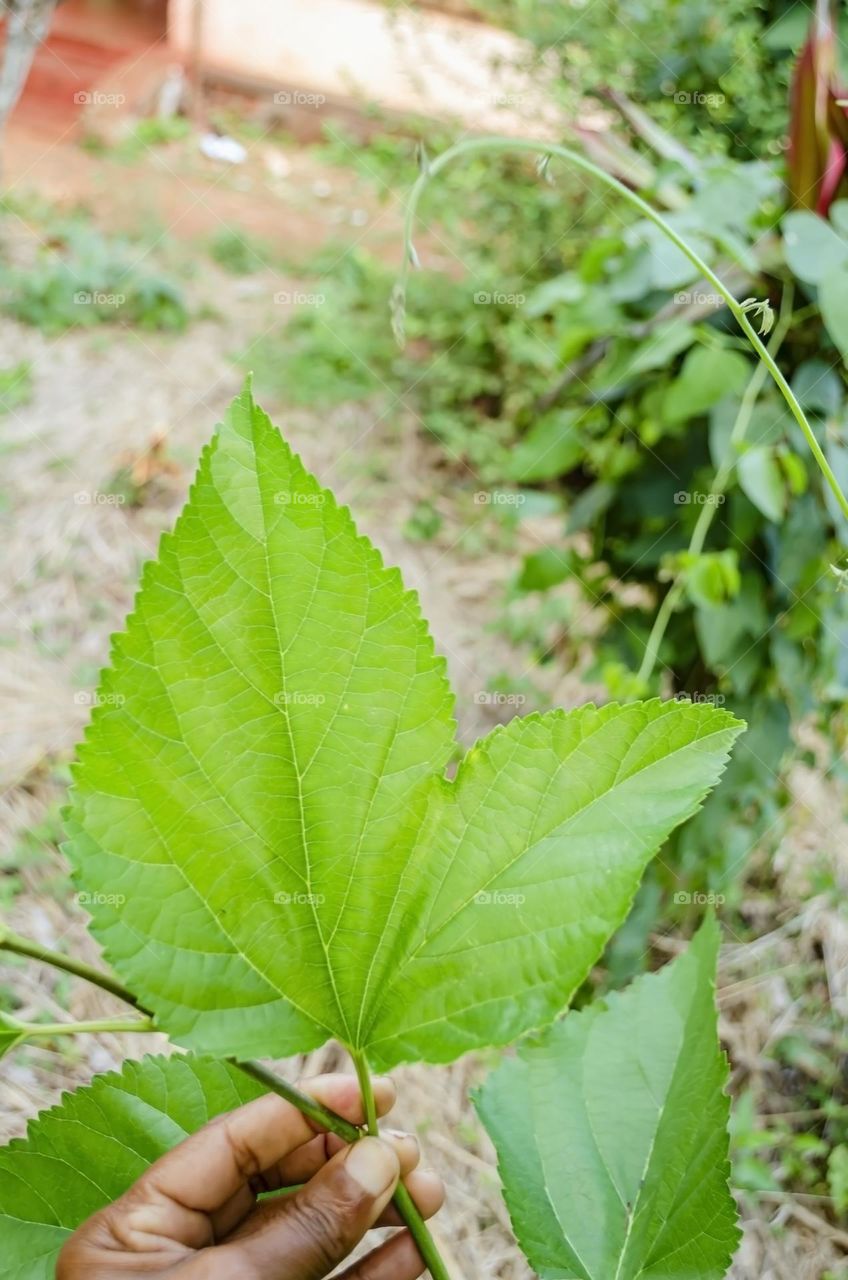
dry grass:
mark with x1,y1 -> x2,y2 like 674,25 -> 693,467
0,202 -> 846,1280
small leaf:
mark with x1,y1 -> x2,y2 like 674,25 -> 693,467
509,412 -> 584,482
0,1054 -> 264,1279
475,915 -> 740,1280
738,444 -> 787,521
663,346 -> 750,424
782,209 -> 848,283
819,258 -> 848,358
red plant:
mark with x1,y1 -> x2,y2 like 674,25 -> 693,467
788,0 -> 848,214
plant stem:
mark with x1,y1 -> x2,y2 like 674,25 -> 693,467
233,1058 -> 361,1142
350,1048 -> 452,1280
399,136 -> 848,524
1,930 -> 453,1280
0,926 -> 145,1009
351,1046 -> 379,1134
12,1015 -> 154,1038
636,283 -> 796,684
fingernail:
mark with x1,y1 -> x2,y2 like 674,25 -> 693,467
346,1137 -> 398,1196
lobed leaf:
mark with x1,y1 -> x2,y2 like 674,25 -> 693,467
65,386 -> 744,1067
0,1054 -> 264,1280
475,915 -> 740,1280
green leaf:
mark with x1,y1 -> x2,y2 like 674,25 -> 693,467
475,915 -> 740,1280
66,387 -> 743,1068
819,258 -> 848,358
663,347 -> 750,425
364,702 -> 742,1068
517,547 -> 574,592
509,412 -> 584,482
782,209 -> 848,284
737,445 -> 787,521
0,1054 -> 264,1280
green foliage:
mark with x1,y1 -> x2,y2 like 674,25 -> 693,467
209,228 -> 271,275
0,221 -> 188,335
0,361 -> 32,414
476,916 -> 739,1279
64,386 -> 741,1068
0,1054 -> 263,1278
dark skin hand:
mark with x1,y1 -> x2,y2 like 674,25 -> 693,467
57,1073 -> 444,1280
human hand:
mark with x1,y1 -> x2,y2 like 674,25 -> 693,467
57,1072 -> 444,1279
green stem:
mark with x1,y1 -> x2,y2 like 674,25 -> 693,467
1,931 -> 453,1280
399,136 -> 848,524
351,1046 -> 379,1134
12,1014 -> 154,1038
350,1048 -> 452,1280
234,1059 -> 361,1142
0,927 -> 145,1009
636,283 -> 796,684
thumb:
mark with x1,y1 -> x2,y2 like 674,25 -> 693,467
222,1136 -> 400,1279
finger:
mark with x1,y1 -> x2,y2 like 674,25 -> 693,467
375,1170 -> 444,1227
271,1129 -> 420,1192
109,1071 -> 391,1253
213,1130 -> 422,1240
335,1230 -> 430,1280
220,1137 -> 400,1279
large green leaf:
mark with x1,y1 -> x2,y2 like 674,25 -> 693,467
475,915 -> 739,1280
66,386 -> 743,1068
0,1054 -> 264,1280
